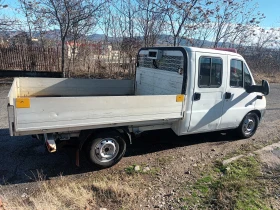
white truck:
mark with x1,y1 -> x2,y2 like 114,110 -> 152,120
7,47 -> 269,168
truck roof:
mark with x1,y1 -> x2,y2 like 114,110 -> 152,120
143,46 -> 242,57
182,46 -> 242,57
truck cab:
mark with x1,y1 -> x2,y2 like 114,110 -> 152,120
136,47 -> 269,137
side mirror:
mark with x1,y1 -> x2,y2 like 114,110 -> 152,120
261,80 -> 270,95
246,80 -> 270,96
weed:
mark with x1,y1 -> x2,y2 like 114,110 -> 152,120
155,156 -> 173,166
193,176 -> 213,195
124,164 -> 136,175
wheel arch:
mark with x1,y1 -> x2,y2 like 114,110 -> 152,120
250,110 -> 261,120
78,127 -> 131,151
238,110 -> 261,128
236,110 -> 260,139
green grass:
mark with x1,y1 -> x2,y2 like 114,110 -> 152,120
124,164 -> 136,175
179,156 -> 270,210
210,156 -> 269,210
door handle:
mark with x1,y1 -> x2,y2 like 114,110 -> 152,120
225,92 -> 232,99
193,92 -> 201,101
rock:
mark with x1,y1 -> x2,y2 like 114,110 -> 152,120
192,163 -> 197,167
100,208 -> 107,210
211,148 -> 216,151
222,154 -> 244,165
0,198 -> 3,207
154,204 -> 163,208
143,167 -> 150,172
21,193 -> 28,198
134,165 -> 141,171
185,171 -> 191,175
267,171 -> 273,174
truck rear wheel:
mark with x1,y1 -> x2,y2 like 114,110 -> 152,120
85,130 -> 126,168
236,112 -> 259,139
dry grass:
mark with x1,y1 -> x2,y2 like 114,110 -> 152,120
253,71 -> 280,84
0,171 -> 144,210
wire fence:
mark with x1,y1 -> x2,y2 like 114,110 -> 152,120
0,45 -> 60,72
0,45 -> 136,79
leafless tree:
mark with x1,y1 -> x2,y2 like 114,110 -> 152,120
111,0 -> 140,76
210,0 -> 265,48
0,1 -> 17,31
18,0 -> 36,42
135,0 -> 166,47
37,0 -> 106,77
161,0 -> 203,46
182,1 -> 214,47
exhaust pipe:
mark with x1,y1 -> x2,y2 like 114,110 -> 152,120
44,133 -> 57,153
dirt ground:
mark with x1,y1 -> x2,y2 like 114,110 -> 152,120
0,83 -> 280,209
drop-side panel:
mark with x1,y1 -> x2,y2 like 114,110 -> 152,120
14,95 -> 184,135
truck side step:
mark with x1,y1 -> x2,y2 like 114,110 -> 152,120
44,133 -> 56,153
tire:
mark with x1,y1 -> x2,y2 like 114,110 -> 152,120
85,130 -> 126,168
236,112 -> 259,139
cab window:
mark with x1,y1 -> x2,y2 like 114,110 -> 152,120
230,59 -> 252,88
230,59 -> 243,87
199,57 -> 222,88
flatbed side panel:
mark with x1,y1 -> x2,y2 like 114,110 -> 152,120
18,77 -> 134,97
14,95 -> 184,134
14,119 -> 178,136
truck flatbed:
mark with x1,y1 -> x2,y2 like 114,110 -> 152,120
8,78 -> 184,136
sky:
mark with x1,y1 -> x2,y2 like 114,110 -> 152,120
256,0 -> 280,27
1,0 -> 280,29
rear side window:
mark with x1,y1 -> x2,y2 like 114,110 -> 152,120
199,57 -> 222,88
230,59 -> 252,88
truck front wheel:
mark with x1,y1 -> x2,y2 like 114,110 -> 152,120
85,130 -> 126,168
237,112 -> 259,139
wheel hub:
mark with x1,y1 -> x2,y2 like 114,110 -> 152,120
95,138 -> 119,162
243,117 -> 256,135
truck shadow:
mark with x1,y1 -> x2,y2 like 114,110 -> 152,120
125,129 -> 239,156
0,128 -> 239,185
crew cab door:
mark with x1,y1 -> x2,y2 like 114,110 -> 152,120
188,52 -> 227,133
218,57 -> 256,129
